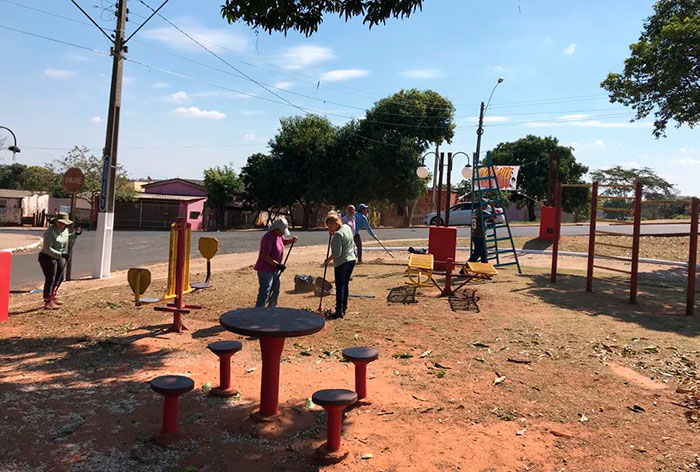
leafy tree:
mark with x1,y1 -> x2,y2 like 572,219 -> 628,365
50,146 -> 135,206
221,0 -> 425,36
204,164 -> 243,230
589,166 -> 678,219
22,166 -> 61,193
485,135 -> 589,221
0,163 -> 28,189
453,178 -> 472,200
357,89 -> 455,224
601,0 -> 700,137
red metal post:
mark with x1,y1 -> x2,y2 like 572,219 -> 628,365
258,336 -> 286,416
550,182 -> 563,283
0,251 -> 10,323
586,183 -> 599,292
445,152 -> 453,226
442,257 -> 453,296
218,353 -> 232,390
353,361 -> 368,400
324,405 -> 344,451
687,197 -> 699,316
161,395 -> 179,434
629,182 -> 643,304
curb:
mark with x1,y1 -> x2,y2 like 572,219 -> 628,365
1,237 -> 42,253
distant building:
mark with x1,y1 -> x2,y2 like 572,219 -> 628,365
115,178 -> 207,230
0,189 -> 49,226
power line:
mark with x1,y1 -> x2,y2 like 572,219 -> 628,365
0,24 -> 109,54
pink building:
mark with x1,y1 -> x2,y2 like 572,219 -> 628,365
115,178 -> 208,230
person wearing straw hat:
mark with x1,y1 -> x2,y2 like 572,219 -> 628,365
38,213 -> 82,310
254,217 -> 297,307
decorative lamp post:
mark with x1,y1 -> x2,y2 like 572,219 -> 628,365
0,126 -> 21,158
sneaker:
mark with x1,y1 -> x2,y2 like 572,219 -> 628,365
44,301 -> 59,310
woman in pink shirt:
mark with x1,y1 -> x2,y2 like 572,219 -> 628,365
254,217 -> 297,307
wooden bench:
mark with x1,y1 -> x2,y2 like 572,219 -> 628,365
406,253 -> 434,287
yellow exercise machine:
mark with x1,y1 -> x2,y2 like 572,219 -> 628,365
191,237 -> 219,290
127,268 -> 159,307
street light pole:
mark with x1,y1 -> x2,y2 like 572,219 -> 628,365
0,126 -> 21,157
93,0 -> 127,279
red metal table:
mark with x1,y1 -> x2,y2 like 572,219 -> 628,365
219,307 -> 325,417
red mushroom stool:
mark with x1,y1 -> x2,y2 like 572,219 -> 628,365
312,389 -> 358,463
207,340 -> 243,397
342,347 -> 379,400
150,375 -> 194,435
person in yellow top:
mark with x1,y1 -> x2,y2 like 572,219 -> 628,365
38,213 -> 81,310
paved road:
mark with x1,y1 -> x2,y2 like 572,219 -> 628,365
4,223 -> 692,289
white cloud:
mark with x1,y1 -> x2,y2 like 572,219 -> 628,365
44,68 -> 75,79
90,116 -> 103,123
243,132 -> 257,141
467,116 -> 510,123
400,68 -> 445,79
493,66 -> 505,72
563,43 -> 577,55
526,115 -> 652,129
678,147 -> 697,154
671,158 -> 700,165
239,110 -> 265,116
560,114 -> 590,120
69,54 -> 89,63
153,82 -> 170,89
280,45 -> 335,70
273,81 -> 295,90
143,19 -> 248,53
174,106 -> 226,120
618,161 -> 642,168
594,139 -> 606,147
320,69 -> 369,82
167,91 -> 190,102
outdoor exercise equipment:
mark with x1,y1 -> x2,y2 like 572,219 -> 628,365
207,340 -> 242,397
191,237 -> 219,290
342,346 -> 379,400
266,240 -> 295,307
405,253 -> 497,297
150,375 -> 194,435
312,389 -> 358,463
371,234 -> 395,259
154,218 -> 201,332
550,182 -> 699,316
318,234 -> 332,313
0,251 -> 10,323
406,253 -> 434,287
127,268 -> 159,306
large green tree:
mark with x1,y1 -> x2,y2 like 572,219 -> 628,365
485,135 -> 589,221
601,0 -> 700,137
0,163 -> 28,190
221,0 -> 424,36
204,164 -> 243,230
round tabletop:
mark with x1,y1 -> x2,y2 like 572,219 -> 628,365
219,307 -> 325,338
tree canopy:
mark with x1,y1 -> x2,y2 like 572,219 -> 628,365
204,165 -> 243,230
485,135 -> 589,221
221,0 -> 424,36
601,0 -> 700,137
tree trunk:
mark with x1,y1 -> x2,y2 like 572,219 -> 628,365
407,199 -> 419,227
302,203 -> 312,229
528,199 -> 536,221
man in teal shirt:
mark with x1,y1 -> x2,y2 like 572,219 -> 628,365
354,203 -> 376,264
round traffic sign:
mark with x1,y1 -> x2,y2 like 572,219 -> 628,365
62,167 -> 85,194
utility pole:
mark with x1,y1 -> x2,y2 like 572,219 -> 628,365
93,0 -> 127,279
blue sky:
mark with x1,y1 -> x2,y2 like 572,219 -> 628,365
1,0 -> 699,195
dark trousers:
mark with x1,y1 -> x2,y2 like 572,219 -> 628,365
334,260 -> 356,314
469,236 -> 488,263
353,234 -> 362,263
38,252 -> 66,300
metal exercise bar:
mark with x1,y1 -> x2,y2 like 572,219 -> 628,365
550,182 -> 563,283
629,182 -> 643,304
593,264 -> 632,275
642,199 -> 692,205
561,183 -> 591,188
597,195 -> 636,200
598,207 -> 634,213
597,242 -> 634,250
598,184 -> 636,188
586,182 -> 598,292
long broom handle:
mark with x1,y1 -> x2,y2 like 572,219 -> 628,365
266,241 -> 295,307
372,234 -> 395,259
318,234 -> 332,313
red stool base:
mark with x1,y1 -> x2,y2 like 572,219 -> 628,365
313,444 -> 349,465
210,386 -> 239,397
250,410 -> 282,423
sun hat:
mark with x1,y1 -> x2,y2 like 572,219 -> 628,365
268,217 -> 291,238
55,216 -> 73,225
358,203 -> 369,211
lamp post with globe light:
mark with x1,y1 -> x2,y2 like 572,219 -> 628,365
0,126 -> 21,158
416,152 -> 471,226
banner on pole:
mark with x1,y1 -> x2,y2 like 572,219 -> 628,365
475,165 -> 520,191
99,155 -> 110,212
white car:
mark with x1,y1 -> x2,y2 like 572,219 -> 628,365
424,203 -> 505,226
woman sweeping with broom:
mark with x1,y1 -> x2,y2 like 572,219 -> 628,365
323,211 -> 356,319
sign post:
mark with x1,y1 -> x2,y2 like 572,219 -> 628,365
62,167 -> 85,281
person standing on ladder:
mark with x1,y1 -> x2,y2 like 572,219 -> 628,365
354,203 -> 376,264
254,217 -> 297,307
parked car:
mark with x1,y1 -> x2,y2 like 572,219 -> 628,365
424,202 -> 505,226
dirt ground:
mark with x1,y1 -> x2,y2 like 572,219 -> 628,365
1,247 -> 699,472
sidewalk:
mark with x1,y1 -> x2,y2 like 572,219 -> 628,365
0,232 -> 42,252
